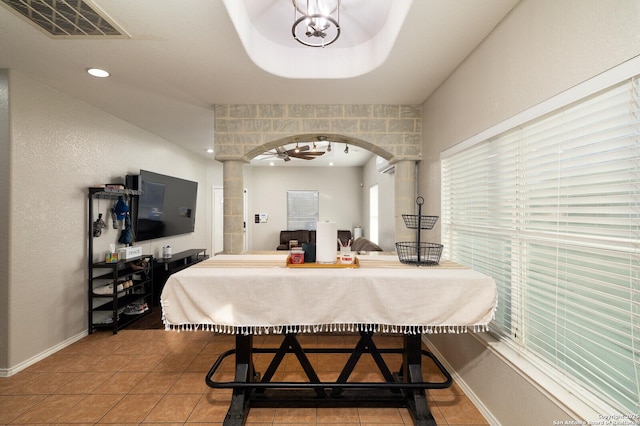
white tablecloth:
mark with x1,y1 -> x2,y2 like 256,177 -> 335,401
161,254 -> 497,335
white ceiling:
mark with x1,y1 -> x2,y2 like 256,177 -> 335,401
0,0 -> 519,166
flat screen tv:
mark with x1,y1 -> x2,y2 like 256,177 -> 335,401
130,170 -> 198,241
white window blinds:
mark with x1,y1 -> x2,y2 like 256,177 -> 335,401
287,190 -> 319,230
441,76 -> 640,414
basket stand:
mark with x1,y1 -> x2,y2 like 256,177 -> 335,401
395,196 -> 442,266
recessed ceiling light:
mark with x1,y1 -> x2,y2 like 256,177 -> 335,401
329,162 -> 334,166
269,162 -> 275,166
87,68 -> 110,78
206,148 -> 214,153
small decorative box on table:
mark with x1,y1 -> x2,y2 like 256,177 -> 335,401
286,255 -> 359,268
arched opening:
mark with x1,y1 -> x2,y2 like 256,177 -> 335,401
244,133 -> 395,164
237,133 -> 407,253
213,104 -> 423,254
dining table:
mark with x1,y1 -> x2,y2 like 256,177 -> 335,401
161,253 -> 497,426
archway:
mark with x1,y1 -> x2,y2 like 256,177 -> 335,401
220,133 -> 417,254
244,133 -> 394,163
244,134 -> 401,251
213,103 -> 423,253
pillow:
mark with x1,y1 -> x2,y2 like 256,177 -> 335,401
350,237 -> 383,252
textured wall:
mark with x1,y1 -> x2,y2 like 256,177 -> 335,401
213,104 -> 422,163
3,71 -> 213,372
420,0 -> 640,423
214,104 -> 422,251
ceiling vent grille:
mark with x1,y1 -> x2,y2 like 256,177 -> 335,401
1,0 -> 127,37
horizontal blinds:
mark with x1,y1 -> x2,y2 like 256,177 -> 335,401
287,190 -> 319,230
441,76 -> 640,414
442,131 -> 520,338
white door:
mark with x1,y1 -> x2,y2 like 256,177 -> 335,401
212,187 -> 248,254
243,189 -> 248,251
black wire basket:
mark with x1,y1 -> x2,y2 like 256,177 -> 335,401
401,214 -> 439,230
395,242 -> 443,266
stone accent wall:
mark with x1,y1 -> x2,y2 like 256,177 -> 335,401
214,104 -> 422,163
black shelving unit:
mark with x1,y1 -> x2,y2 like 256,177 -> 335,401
89,256 -> 153,333
88,187 -> 153,334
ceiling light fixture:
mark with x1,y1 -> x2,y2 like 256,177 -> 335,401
87,68 -> 110,78
292,0 -> 341,48
344,144 -> 349,154
327,143 -> 332,152
294,143 -> 300,153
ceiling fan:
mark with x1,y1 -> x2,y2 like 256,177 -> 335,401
262,143 -> 326,162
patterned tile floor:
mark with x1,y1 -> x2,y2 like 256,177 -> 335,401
0,328 -> 490,425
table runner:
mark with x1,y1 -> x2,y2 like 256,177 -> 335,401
161,254 -> 497,335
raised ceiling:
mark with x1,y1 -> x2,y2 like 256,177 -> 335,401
231,0 -> 411,79
0,0 -> 519,165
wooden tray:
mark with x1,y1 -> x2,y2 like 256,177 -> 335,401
286,256 -> 359,268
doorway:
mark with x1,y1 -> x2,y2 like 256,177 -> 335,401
212,187 -> 248,254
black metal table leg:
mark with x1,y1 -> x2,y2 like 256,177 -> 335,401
331,331 -> 397,396
222,334 -> 253,426
403,334 -> 437,426
259,333 -> 325,397
257,333 -> 292,387
283,333 -> 326,397
206,332 -> 450,426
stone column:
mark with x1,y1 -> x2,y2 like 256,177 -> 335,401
394,160 -> 417,243
223,160 -> 245,254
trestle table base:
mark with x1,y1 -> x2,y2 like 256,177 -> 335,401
205,331 -> 452,426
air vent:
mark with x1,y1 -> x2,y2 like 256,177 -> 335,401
1,0 -> 127,37
376,156 -> 395,174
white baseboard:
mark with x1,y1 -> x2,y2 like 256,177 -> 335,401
423,335 -> 501,426
0,330 -> 88,377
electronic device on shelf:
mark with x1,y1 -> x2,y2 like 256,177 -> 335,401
126,170 -> 198,241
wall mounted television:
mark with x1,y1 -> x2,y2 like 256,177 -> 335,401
128,170 -> 198,241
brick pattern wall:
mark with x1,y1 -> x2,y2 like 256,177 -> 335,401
213,104 -> 422,162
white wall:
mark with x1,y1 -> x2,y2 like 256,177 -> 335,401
419,0 -> 640,423
2,70 -> 221,373
245,166 -> 364,251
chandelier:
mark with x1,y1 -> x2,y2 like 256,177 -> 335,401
292,0 -> 341,48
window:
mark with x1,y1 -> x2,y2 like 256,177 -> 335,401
441,72 -> 640,414
369,184 -> 379,244
287,190 -> 319,230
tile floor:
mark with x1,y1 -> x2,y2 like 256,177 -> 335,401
0,329 -> 489,425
